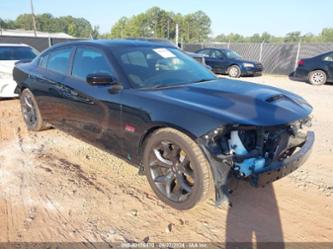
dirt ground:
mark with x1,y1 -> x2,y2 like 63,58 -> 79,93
0,75 -> 332,245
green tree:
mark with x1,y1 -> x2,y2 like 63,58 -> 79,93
284,31 -> 302,42
10,13 -> 95,37
320,28 -> 333,42
108,7 -> 211,42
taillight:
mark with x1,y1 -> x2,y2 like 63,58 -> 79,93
298,59 -> 305,66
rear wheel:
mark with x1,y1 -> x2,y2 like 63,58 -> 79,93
228,65 -> 241,78
143,128 -> 213,210
309,70 -> 327,85
20,89 -> 47,131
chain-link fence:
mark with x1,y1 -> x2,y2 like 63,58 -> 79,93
2,36 -> 333,76
0,35 -> 81,52
183,42 -> 333,75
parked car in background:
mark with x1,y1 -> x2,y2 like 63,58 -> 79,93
293,51 -> 333,85
13,40 -> 314,210
195,48 -> 263,78
0,43 -> 39,98
186,51 -> 212,70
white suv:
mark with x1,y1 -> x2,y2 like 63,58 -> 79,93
0,44 -> 39,98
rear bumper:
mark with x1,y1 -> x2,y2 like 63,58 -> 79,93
293,68 -> 309,81
251,131 -> 315,187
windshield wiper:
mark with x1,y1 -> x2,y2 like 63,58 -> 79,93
149,83 -> 170,89
148,78 -> 215,89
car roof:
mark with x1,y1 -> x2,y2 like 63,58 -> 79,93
51,39 -> 178,50
0,43 -> 31,47
317,51 -> 333,57
198,47 -> 231,52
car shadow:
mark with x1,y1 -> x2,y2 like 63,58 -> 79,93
0,97 -> 19,101
225,178 -> 285,249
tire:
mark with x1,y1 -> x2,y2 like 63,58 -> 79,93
20,89 -> 47,131
228,65 -> 241,78
143,128 -> 213,210
308,70 -> 327,85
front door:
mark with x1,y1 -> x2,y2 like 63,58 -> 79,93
55,46 -> 123,155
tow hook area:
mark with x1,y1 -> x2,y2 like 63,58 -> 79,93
228,130 -> 266,177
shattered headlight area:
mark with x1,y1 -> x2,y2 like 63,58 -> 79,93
198,116 -> 315,205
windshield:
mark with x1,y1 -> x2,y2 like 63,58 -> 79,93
112,47 -> 217,88
225,50 -> 242,60
0,46 -> 39,61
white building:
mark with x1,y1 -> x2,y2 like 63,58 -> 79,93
0,29 -> 74,39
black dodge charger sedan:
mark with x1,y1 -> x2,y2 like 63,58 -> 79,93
13,40 -> 314,210
294,51 -> 333,85
195,48 -> 263,77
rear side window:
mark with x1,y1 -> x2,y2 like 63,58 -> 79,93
38,54 -> 49,68
47,47 -> 72,75
72,47 -> 112,80
0,46 -> 38,60
211,50 -> 224,59
197,49 -> 211,57
323,53 -> 333,62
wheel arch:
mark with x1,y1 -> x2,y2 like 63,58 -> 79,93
228,63 -> 242,71
138,123 -> 198,165
308,68 -> 328,77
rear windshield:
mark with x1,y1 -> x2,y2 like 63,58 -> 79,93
0,46 -> 38,60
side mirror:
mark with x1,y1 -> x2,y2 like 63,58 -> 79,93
86,73 -> 115,85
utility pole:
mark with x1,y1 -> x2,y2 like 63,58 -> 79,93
175,23 -> 179,46
30,0 -> 37,37
167,19 -> 170,39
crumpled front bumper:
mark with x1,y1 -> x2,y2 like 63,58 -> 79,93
251,131 -> 315,187
198,130 -> 314,206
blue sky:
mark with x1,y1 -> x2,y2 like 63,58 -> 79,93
0,0 -> 332,36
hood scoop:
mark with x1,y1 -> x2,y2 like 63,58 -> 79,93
266,94 -> 288,103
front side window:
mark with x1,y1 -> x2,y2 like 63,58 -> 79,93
121,51 -> 148,68
0,46 -> 38,60
225,50 -> 242,60
72,47 -> 112,80
112,47 -> 217,88
47,47 -> 72,75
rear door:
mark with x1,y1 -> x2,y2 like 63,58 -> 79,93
31,46 -> 74,126
197,49 -> 228,73
209,49 -> 229,73
197,49 -> 212,66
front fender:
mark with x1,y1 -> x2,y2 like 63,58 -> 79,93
196,135 -> 233,206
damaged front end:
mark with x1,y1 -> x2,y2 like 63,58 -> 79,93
197,116 -> 315,206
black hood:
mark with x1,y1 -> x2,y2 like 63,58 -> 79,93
139,78 -> 312,126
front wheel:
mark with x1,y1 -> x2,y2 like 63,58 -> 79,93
228,65 -> 241,78
308,70 -> 327,85
20,88 -> 47,131
143,128 -> 213,210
